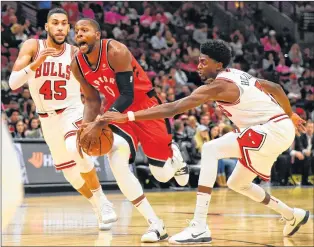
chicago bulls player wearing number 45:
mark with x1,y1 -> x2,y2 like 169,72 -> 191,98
101,40 -> 310,244
8,8 -> 117,230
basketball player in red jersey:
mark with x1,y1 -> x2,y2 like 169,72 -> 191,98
71,18 -> 189,242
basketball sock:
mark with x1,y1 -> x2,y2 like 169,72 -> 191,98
134,197 -> 159,222
193,192 -> 211,227
88,195 -> 97,208
264,194 -> 294,220
91,186 -> 106,199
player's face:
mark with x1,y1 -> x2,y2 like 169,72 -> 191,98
75,20 -> 101,54
197,53 -> 223,81
45,14 -> 69,45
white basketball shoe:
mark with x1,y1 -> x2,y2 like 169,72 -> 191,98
283,208 -> 310,237
168,220 -> 212,245
93,208 -> 113,230
99,196 -> 118,224
141,218 -> 168,243
171,143 -> 190,186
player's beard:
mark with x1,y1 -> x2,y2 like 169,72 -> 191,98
48,31 -> 66,45
84,43 -> 95,54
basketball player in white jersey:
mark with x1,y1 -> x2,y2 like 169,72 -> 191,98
100,39 -> 310,243
8,8 -> 117,230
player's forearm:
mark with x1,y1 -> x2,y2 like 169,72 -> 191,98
83,99 -> 101,124
9,66 -> 35,90
134,102 -> 177,121
109,95 -> 133,112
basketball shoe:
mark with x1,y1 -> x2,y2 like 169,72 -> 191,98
168,220 -> 212,244
282,208 -> 310,237
141,218 -> 168,243
98,196 -> 118,224
93,208 -> 113,230
171,143 -> 190,186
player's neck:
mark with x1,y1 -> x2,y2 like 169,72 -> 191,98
85,40 -> 101,66
46,38 -> 64,51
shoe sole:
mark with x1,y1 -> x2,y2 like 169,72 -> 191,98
174,174 -> 190,187
102,216 -> 118,224
141,233 -> 169,243
169,237 -> 212,245
287,210 -> 310,237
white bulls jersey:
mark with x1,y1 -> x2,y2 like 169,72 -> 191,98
216,68 -> 285,129
28,40 -> 81,112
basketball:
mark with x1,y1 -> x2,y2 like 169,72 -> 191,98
80,125 -> 114,156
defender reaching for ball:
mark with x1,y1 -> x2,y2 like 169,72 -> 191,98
101,40 -> 310,244
71,18 -> 189,242
8,8 -> 116,230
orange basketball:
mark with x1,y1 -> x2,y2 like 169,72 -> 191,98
80,125 -> 114,156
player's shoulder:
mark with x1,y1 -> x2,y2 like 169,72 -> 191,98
21,38 -> 39,48
107,39 -> 129,54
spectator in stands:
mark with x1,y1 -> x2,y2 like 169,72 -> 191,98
165,30 -> 177,49
303,47 -> 314,68
289,43 -> 304,66
294,120 -> 314,185
140,7 -> 153,29
11,24 -> 27,47
150,52 -> 165,72
11,120 -> 26,139
23,19 -> 36,37
290,59 -> 305,78
82,3 -> 95,19
25,117 -> 43,138
151,30 -> 168,50
261,31 -> 281,53
193,23 -> 208,45
245,24 -> 259,45
263,52 -> 276,72
230,34 -> 243,57
285,73 -> 302,100
209,124 -> 219,140
194,124 -> 209,152
276,56 -> 291,82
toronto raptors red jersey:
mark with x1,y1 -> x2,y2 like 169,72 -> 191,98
76,39 -> 153,112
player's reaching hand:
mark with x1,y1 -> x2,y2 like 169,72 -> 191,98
99,112 -> 128,123
30,48 -> 57,70
290,113 -> 306,136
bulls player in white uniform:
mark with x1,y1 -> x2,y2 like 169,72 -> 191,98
8,8 -> 117,230
101,40 -> 310,244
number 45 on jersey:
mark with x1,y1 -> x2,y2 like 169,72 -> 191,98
39,80 -> 67,100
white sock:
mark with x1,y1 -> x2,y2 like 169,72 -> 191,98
134,197 -> 159,223
91,186 -> 106,200
88,195 -> 97,208
193,192 -> 211,226
266,196 -> 294,220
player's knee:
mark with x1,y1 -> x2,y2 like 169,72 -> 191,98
65,135 -> 78,157
62,166 -> 85,190
227,176 -> 250,192
149,161 -> 173,183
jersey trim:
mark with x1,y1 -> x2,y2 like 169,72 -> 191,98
33,39 -> 40,61
106,39 -> 115,71
43,40 -> 66,57
75,55 -> 87,81
82,40 -> 103,72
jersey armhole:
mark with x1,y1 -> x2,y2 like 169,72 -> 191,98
32,39 -> 40,62
106,39 -> 115,71
217,76 -> 244,98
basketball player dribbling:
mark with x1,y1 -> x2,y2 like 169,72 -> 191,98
8,8 -> 117,230
101,39 -> 310,244
71,18 -> 189,242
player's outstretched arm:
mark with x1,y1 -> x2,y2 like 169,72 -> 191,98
9,39 -> 56,90
99,79 -> 239,123
106,40 -> 134,113
71,57 -> 101,124
259,79 -> 306,134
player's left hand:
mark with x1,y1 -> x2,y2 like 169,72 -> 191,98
77,121 -> 103,158
290,113 -> 306,136
99,112 -> 128,123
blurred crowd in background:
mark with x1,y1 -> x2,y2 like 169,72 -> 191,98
1,1 -> 313,187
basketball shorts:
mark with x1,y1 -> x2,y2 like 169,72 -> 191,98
235,114 -> 295,181
39,103 -> 83,170
110,90 -> 173,167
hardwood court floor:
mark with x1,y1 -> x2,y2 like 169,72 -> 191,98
2,187 -> 313,246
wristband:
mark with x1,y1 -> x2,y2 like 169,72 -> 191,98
127,111 -> 135,121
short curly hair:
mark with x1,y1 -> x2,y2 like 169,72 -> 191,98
200,40 -> 232,68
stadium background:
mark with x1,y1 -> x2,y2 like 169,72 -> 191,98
1,1 -> 314,189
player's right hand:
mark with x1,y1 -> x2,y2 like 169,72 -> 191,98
290,113 -> 306,136
30,48 -> 57,71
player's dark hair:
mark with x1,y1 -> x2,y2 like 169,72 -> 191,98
200,39 -> 232,68
47,8 -> 68,21
80,18 -> 101,32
